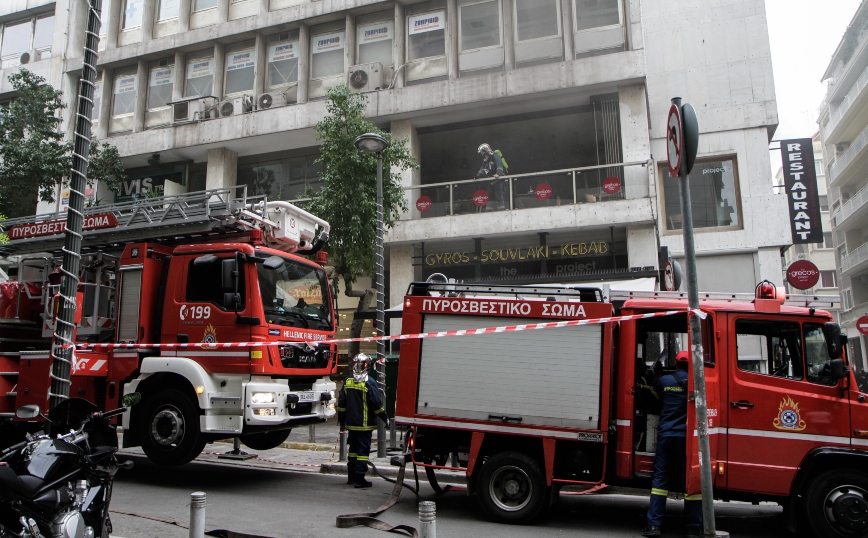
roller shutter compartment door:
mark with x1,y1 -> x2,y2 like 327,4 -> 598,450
416,314 -> 602,429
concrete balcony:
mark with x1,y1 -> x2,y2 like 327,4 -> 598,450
824,63 -> 868,143
833,182 -> 868,231
829,122 -> 868,186
842,242 -> 868,275
841,301 -> 868,324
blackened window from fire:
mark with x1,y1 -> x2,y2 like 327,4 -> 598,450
660,156 -> 742,233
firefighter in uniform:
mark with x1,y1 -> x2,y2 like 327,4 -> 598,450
642,350 -> 703,537
337,353 -> 390,488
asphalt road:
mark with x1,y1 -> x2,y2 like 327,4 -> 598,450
108,452 -> 791,538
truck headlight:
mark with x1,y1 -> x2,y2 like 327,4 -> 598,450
251,392 -> 275,404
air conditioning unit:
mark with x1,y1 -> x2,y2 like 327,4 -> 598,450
256,90 -> 287,111
347,62 -> 383,93
19,52 -> 30,65
218,95 -> 254,117
172,98 -> 217,124
836,143 -> 849,153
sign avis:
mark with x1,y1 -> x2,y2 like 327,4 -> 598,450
116,170 -> 184,202
780,138 -> 823,244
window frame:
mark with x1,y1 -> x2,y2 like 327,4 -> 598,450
734,317 -> 805,382
406,10 -> 448,62
513,0 -> 562,44
185,257 -> 246,311
659,155 -> 744,234
111,70 -> 138,119
819,270 -> 837,288
121,0 -> 145,30
0,14 -> 56,67
310,30 -> 346,80
266,32 -> 300,90
184,51 -> 216,98
224,43 -> 256,97
458,0 -> 503,53
572,0 -> 622,34
193,0 -> 219,13
157,0 -> 181,21
147,60 -> 175,111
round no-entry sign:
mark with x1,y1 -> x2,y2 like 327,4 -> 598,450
857,315 -> 868,335
667,104 -> 683,178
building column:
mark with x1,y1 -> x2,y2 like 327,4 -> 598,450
179,0 -> 192,32
213,42 -> 226,100
259,0 -> 269,16
218,0 -> 230,24
560,0 -> 573,61
388,244 -> 415,336
96,67 -> 113,140
627,224 -> 658,271
297,23 -> 310,104
447,0 -> 459,79
106,0 -> 123,49
390,120 -> 421,220
253,32 -> 266,97
393,3 -> 405,89
142,0 -> 157,41
755,247 -> 784,286
503,0 -> 515,70
345,13 -> 356,69
619,85 -> 651,199
68,0 -> 87,57
206,148 -> 238,190
173,50 -> 185,100
133,59 -> 148,132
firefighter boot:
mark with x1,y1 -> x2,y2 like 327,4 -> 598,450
346,460 -> 356,485
354,474 -> 372,488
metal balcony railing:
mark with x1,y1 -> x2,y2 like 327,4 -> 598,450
825,63 -> 868,138
829,121 -> 868,182
842,241 -> 868,274
402,161 -> 649,219
833,182 -> 868,228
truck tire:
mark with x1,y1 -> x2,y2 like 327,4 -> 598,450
140,389 -> 206,466
240,429 -> 291,451
805,469 -> 868,538
477,451 -> 547,524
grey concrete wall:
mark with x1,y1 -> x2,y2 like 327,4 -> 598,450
206,147 -> 238,189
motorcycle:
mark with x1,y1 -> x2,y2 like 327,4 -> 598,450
0,393 -> 140,538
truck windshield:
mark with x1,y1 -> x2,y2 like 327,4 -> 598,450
256,254 -> 332,331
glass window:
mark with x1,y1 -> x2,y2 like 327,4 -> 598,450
186,258 -> 245,310
257,254 -> 332,331
408,11 -> 446,60
311,31 -> 345,79
735,319 -> 803,380
93,79 -> 102,121
574,0 -> 619,31
148,64 -> 174,110
815,159 -> 824,176
358,20 -> 393,65
267,34 -> 299,88
112,73 -> 137,117
122,0 -> 144,29
663,157 -> 740,231
224,47 -> 255,95
33,16 -> 54,57
820,270 -> 837,288
185,54 -> 214,97
158,0 -> 180,20
193,0 -> 218,11
822,232 -> 833,249
100,0 -> 112,36
460,0 -> 501,51
819,194 -> 829,212
516,0 -> 559,41
1,20 -> 32,58
804,324 -> 837,386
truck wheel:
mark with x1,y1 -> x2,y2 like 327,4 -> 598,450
140,389 -> 205,466
240,429 -> 291,451
477,451 -> 547,524
805,469 -> 868,538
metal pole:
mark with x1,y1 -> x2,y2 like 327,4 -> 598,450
308,424 -> 316,443
375,151 -> 387,459
418,501 -> 436,538
189,492 -> 206,538
673,96 -> 717,537
49,0 -> 102,409
339,429 -> 348,461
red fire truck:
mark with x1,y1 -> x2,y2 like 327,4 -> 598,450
0,187 -> 338,465
395,281 -> 867,538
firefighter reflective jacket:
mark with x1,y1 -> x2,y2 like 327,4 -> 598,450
337,376 -> 388,431
653,369 -> 688,439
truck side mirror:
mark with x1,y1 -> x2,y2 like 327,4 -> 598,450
223,292 -> 241,309
830,358 -> 848,380
823,322 -> 843,359
222,259 -> 237,292
16,404 -> 40,419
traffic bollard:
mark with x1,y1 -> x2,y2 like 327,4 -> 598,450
189,492 -> 206,538
419,501 -> 436,538
339,429 -> 348,462
389,419 -> 397,449
309,424 -> 316,443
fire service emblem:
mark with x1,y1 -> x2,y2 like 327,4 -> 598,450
773,395 -> 806,431
201,324 -> 218,349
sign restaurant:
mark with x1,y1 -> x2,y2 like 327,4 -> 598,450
780,138 -> 823,244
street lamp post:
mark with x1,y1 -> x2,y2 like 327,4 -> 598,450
354,133 -> 390,458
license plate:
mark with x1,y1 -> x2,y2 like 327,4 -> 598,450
298,392 -> 316,402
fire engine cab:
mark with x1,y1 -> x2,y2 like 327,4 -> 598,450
395,281 -> 867,538
0,187 -> 338,465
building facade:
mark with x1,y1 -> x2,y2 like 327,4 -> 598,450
819,1 -> 868,374
3,0 -> 788,341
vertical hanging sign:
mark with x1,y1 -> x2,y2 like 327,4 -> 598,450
780,138 -> 823,244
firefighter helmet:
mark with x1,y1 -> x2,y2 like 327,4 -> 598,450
352,353 -> 372,382
477,143 -> 492,155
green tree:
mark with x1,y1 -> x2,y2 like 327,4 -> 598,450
0,69 -> 126,218
308,84 -> 417,349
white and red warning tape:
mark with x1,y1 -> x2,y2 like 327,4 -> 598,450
77,308 -> 704,350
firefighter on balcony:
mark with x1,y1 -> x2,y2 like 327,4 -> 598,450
642,350 -> 703,538
337,353 -> 390,488
475,143 -> 507,209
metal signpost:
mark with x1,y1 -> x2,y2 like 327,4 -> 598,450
667,97 -> 721,538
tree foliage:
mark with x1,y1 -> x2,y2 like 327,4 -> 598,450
0,69 -> 126,218
309,84 -> 417,293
